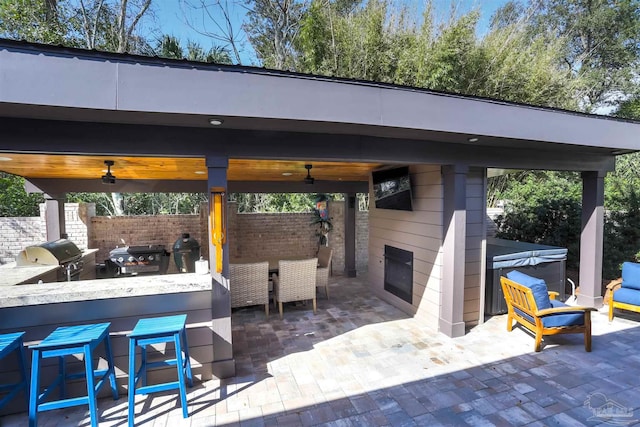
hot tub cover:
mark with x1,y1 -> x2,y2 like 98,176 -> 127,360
486,237 -> 567,269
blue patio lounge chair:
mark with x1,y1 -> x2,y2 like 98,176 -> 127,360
500,271 -> 596,352
609,261 -> 640,321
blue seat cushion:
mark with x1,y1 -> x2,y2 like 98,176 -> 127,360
621,262 -> 640,290
541,300 -> 585,328
613,287 -> 640,306
514,300 -> 585,328
506,270 -> 551,310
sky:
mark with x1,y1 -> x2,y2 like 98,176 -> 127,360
152,0 -> 512,66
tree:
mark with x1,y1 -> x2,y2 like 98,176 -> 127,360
156,34 -> 184,58
155,34 -> 232,63
244,0 -> 306,69
0,0 -> 76,45
531,0 -> 640,112
614,96 -> 640,119
0,173 -> 45,217
179,0 -> 245,64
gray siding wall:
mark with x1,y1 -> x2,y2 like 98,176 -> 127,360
0,291 -> 213,416
368,165 -> 443,330
368,165 -> 487,331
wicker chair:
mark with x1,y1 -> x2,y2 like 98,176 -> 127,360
316,246 -> 333,299
230,261 -> 270,316
272,258 -> 317,319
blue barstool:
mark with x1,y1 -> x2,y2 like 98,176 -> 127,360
28,323 -> 118,427
0,332 -> 28,409
127,314 -> 193,426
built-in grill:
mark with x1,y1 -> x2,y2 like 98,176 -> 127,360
16,239 -> 84,282
107,245 -> 170,276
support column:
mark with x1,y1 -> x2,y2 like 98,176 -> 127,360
344,193 -> 357,277
579,171 -> 606,308
206,156 -> 235,379
45,194 -> 67,241
440,164 -> 468,338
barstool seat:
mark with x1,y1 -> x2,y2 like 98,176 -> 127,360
28,323 -> 118,427
0,332 -> 28,409
127,314 -> 193,426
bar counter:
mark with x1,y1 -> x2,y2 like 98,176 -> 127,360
0,273 -> 212,308
0,272 -> 216,417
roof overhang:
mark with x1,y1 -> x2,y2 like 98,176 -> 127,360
0,39 -> 637,193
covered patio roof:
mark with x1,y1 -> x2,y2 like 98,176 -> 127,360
0,38 -> 638,195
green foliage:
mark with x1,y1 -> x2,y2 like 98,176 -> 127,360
66,192 -> 207,216
155,35 -> 233,64
532,0 -> 640,112
244,0 -> 305,69
493,160 -> 640,279
494,172 -> 582,269
0,0 -> 76,45
0,173 -> 45,216
614,96 -> 640,119
602,185 -> 640,278
229,193 -> 316,213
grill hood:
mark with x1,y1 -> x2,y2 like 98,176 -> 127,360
16,239 -> 83,266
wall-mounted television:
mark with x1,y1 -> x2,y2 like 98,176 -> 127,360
372,166 -> 413,211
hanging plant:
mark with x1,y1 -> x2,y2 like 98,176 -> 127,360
311,194 -> 333,246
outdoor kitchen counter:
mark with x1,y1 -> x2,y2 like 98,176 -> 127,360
0,248 -> 100,286
0,272 -> 212,308
0,263 -> 60,287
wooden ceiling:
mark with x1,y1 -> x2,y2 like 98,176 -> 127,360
0,153 -> 381,182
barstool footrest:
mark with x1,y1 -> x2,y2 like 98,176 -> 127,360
38,396 -> 89,412
144,359 -> 179,369
136,381 -> 180,395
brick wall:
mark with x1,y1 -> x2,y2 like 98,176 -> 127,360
357,209 -> 369,271
90,214 -> 203,274
231,208 -> 318,260
330,202 -> 346,272
1,200 -> 370,273
59,203 -> 94,250
0,203 -> 94,265
0,217 -> 46,264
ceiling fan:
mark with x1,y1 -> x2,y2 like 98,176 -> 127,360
102,160 -> 116,185
304,164 -> 315,185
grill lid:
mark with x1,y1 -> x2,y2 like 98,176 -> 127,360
16,239 -> 83,266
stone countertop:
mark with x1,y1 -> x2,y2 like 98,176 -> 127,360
0,273 -> 212,308
0,264 -> 60,286
0,249 -> 100,287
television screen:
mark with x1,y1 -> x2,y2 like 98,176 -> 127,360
372,167 -> 413,211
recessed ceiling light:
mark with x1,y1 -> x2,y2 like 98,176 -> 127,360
0,156 -> 13,161
195,171 -> 206,175
468,137 -> 479,142
208,118 -> 224,126
282,172 -> 293,176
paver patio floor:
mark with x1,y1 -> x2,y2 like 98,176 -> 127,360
3,273 -> 640,426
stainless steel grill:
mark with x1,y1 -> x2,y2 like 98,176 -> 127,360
16,239 -> 84,281
107,245 -> 170,276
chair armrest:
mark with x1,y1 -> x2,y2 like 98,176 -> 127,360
548,291 -> 559,300
536,306 -> 597,317
606,278 -> 622,293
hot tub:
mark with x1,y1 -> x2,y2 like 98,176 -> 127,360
485,237 -> 568,315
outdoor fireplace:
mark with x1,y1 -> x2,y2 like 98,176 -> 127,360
384,245 -> 413,304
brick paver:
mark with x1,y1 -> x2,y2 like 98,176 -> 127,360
3,273 -> 640,426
